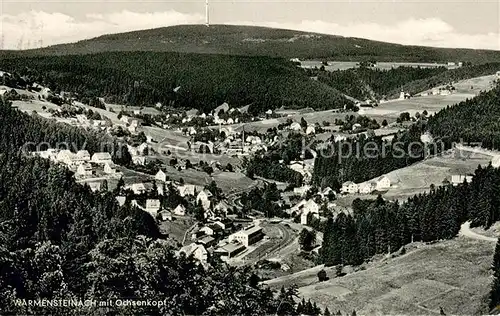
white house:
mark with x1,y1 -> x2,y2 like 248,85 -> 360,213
305,125 -> 316,135
132,156 -> 147,166
359,182 -> 376,194
290,122 -> 302,131
299,199 -> 320,224
451,175 -> 473,186
88,181 -> 102,192
301,212 -> 320,225
375,176 -> 391,191
173,204 -> 186,216
76,163 -> 93,177
115,196 -> 126,207
56,150 -> 76,166
178,185 -> 196,197
125,183 -> 147,195
155,170 -> 168,182
103,163 -> 116,174
178,243 -> 208,266
145,199 -> 161,217
91,152 -> 112,164
341,181 -> 358,194
492,155 -> 500,168
74,150 -> 91,164
196,190 -> 213,210
293,185 -> 311,197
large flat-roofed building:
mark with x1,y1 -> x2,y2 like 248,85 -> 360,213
228,225 -> 264,247
214,242 -> 246,260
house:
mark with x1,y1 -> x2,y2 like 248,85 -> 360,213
91,152 -> 112,164
290,122 -> 302,131
197,236 -> 216,247
293,185 -> 312,197
32,149 -> 59,162
301,211 -> 320,225
178,184 -> 196,197
76,163 -> 93,177
159,210 -> 173,221
359,182 -> 376,194
214,201 -> 230,214
299,200 -> 320,225
375,176 -> 391,191
103,163 -> 116,174
305,125 -> 316,135
145,199 -> 161,217
451,175 -> 473,186
132,156 -> 147,166
74,150 -> 91,164
115,196 -> 127,207
214,218 -> 233,231
321,187 -> 335,199
196,190 -> 213,210
214,242 -> 246,260
492,155 -> 500,168
178,243 -> 208,266
341,181 -> 358,194
88,181 -> 102,192
155,170 -> 168,182
200,224 -> 223,236
173,204 -> 186,216
125,183 -> 147,195
56,150 -> 76,166
228,225 -> 264,247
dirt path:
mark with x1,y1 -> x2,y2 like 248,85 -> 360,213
459,221 -> 497,242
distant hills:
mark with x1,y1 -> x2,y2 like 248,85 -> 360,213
0,51 -> 352,113
3,24 -> 500,63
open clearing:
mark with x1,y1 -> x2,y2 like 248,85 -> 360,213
294,237 -> 494,315
347,148 -> 493,202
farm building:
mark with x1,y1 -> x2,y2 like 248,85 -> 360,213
341,181 -> 358,194
376,176 -> 391,191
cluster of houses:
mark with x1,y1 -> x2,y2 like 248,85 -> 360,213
181,220 -> 265,267
341,176 -> 391,195
288,122 -> 316,135
31,149 -> 122,188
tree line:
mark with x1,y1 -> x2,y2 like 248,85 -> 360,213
0,51 -> 352,115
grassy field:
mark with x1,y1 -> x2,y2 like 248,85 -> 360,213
295,237 -> 494,315
348,148 -> 493,202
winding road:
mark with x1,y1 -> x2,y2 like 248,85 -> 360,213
459,221 -> 497,242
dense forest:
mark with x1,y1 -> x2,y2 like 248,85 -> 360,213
321,164 -> 500,267
4,25 -> 500,63
311,66 -> 447,100
0,98 -> 313,315
0,51 -> 351,114
426,85 -> 500,150
309,62 -> 500,101
313,83 -> 500,188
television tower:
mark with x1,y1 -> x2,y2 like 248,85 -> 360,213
205,0 -> 210,27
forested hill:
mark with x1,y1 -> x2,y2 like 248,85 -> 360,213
2,25 -> 500,63
308,62 -> 500,101
0,51 -> 351,113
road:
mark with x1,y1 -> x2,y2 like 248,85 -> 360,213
459,221 -> 497,242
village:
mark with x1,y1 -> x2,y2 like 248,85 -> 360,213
2,66 -> 500,276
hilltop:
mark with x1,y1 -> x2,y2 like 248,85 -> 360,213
3,24 -> 500,63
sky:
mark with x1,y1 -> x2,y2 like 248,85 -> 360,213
0,0 -> 499,50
